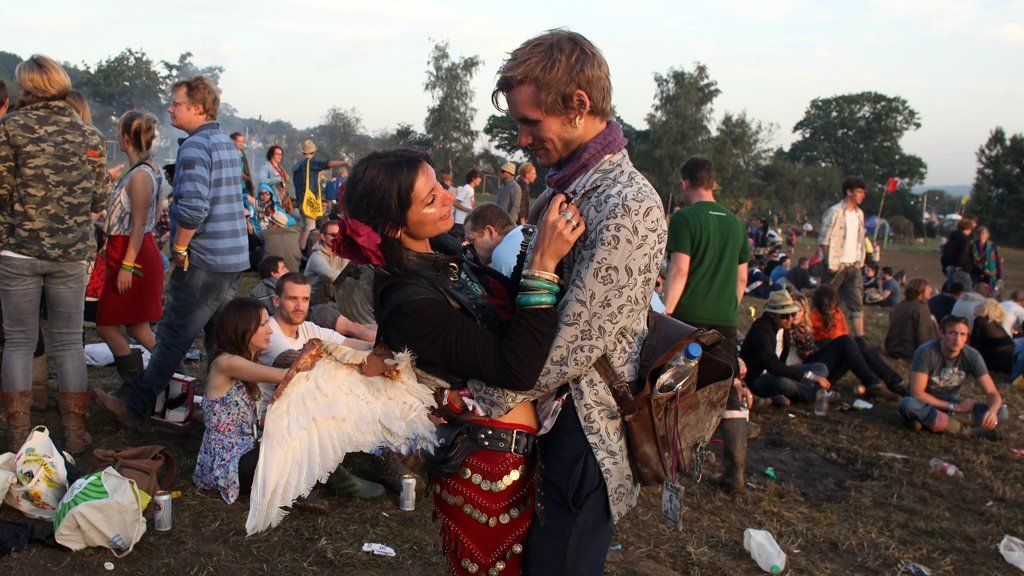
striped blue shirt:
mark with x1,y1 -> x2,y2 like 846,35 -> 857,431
169,122 -> 249,272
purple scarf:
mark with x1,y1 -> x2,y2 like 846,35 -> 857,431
545,120 -> 627,199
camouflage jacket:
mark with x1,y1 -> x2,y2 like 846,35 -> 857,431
0,100 -> 110,261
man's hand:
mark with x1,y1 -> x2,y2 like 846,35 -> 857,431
980,406 -> 999,430
733,378 -> 753,409
813,375 -> 831,390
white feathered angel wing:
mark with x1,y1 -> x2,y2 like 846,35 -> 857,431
245,340 -> 439,535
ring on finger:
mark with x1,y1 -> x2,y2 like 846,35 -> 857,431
560,210 -> 574,221
570,219 -> 579,228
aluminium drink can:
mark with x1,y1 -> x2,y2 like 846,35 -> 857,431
153,490 -> 173,531
399,474 -> 417,511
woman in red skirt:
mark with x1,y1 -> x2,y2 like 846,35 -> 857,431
96,111 -> 164,386
339,149 -> 584,575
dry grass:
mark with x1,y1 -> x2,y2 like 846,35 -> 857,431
2,239 -> 1022,575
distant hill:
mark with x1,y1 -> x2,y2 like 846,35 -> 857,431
912,184 -> 971,197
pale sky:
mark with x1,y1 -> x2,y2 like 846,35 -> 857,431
6,0 -> 1023,185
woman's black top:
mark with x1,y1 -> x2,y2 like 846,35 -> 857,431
970,316 -> 1014,373
373,238 -> 557,392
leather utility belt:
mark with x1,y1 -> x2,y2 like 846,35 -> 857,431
425,421 -> 536,476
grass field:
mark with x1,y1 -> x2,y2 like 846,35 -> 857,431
2,237 -> 1022,575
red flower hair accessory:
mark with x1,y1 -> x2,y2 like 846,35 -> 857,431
332,217 -> 385,266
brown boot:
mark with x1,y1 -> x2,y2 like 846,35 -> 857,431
719,418 -> 748,496
31,354 -> 49,411
56,392 -> 92,454
1,391 -> 33,452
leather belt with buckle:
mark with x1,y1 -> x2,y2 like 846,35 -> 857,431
467,423 -> 535,456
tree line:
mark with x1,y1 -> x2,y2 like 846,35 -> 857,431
1,46 -> 1020,245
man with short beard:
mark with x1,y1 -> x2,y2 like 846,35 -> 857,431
469,30 -> 665,574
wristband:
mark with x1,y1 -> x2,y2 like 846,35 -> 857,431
516,292 -> 557,308
519,278 -> 561,294
522,269 -> 560,284
445,391 -> 465,416
804,371 -> 815,382
948,401 -> 957,415
172,244 -> 189,254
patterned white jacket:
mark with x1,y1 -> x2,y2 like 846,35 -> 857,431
469,149 -> 666,522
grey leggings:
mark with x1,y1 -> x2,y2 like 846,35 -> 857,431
0,256 -> 87,393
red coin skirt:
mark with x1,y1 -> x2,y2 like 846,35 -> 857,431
96,233 -> 164,326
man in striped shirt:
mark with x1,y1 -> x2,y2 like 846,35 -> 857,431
94,76 -> 249,427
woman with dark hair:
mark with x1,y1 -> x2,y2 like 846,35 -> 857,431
809,285 -> 904,400
96,111 -> 164,388
257,145 -> 290,198
0,55 -> 111,453
193,297 -> 287,503
885,278 -> 939,359
339,148 -> 583,576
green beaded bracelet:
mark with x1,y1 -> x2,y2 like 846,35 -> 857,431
520,278 -> 561,295
515,292 -> 557,308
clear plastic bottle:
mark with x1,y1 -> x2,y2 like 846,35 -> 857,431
929,457 -> 964,478
743,528 -> 786,574
655,343 -> 702,394
813,387 -> 829,416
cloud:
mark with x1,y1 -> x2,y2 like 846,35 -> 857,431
995,21 -> 1024,44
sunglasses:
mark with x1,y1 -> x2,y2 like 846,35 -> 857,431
777,312 -> 797,319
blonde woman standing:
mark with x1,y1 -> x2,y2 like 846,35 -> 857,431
0,55 -> 110,453
96,111 -> 164,388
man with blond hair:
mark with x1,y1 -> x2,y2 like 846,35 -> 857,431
468,30 -> 666,574
94,75 -> 248,427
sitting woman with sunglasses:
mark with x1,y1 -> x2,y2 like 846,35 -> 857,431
337,148 -> 584,576
808,285 -> 904,401
790,292 -> 899,398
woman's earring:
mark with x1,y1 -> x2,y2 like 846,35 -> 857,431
574,116 -> 584,128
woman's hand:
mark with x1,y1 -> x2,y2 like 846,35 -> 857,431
116,267 -> 133,294
530,194 -> 586,273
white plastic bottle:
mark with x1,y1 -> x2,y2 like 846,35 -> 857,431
655,342 -> 702,394
813,387 -> 829,416
743,528 -> 786,574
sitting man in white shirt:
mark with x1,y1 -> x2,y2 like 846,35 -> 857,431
257,272 -> 391,500
1000,290 -> 1024,337
463,203 -> 523,277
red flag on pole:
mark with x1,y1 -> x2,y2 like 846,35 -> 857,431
885,177 -> 899,193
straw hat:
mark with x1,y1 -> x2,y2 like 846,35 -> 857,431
301,139 -> 318,154
271,211 -> 290,228
764,290 -> 800,315
500,162 -> 516,176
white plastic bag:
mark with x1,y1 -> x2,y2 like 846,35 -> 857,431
54,467 -> 147,557
1001,535 -> 1024,572
1,426 -> 70,519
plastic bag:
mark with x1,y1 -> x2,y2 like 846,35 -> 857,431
54,467 -> 147,557
1,426 -> 70,520
1001,535 -> 1024,572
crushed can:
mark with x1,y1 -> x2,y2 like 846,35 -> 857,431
399,474 -> 417,511
153,490 -> 173,531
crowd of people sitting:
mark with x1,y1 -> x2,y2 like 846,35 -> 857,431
0,35 -> 1018,575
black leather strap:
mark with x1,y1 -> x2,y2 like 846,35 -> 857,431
466,423 -> 535,456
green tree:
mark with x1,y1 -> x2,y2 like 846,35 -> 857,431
633,63 -> 721,207
423,41 -> 482,175
971,127 -> 1024,246
374,122 -> 431,151
482,114 -> 521,159
313,106 -> 370,160
757,151 -> 843,222
0,51 -> 21,79
707,111 -> 774,210
161,52 -> 225,88
80,48 -> 164,114
789,91 -> 927,188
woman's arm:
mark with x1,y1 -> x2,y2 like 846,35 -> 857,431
211,354 -> 288,389
381,291 -> 557,392
117,169 -> 154,293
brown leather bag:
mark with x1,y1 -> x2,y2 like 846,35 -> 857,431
92,445 -> 178,498
596,310 -> 733,486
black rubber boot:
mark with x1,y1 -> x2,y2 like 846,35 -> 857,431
113,348 -> 144,386
720,418 -> 748,496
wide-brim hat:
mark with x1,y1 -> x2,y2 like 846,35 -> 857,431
271,210 -> 290,227
500,162 -> 516,175
301,139 -> 318,154
765,290 -> 800,315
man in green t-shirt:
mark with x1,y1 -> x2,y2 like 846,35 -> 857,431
662,155 -> 754,495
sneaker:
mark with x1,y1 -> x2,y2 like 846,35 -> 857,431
750,396 -> 773,413
904,419 -> 923,432
771,394 -> 792,408
292,494 -> 330,514
826,390 -> 842,403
